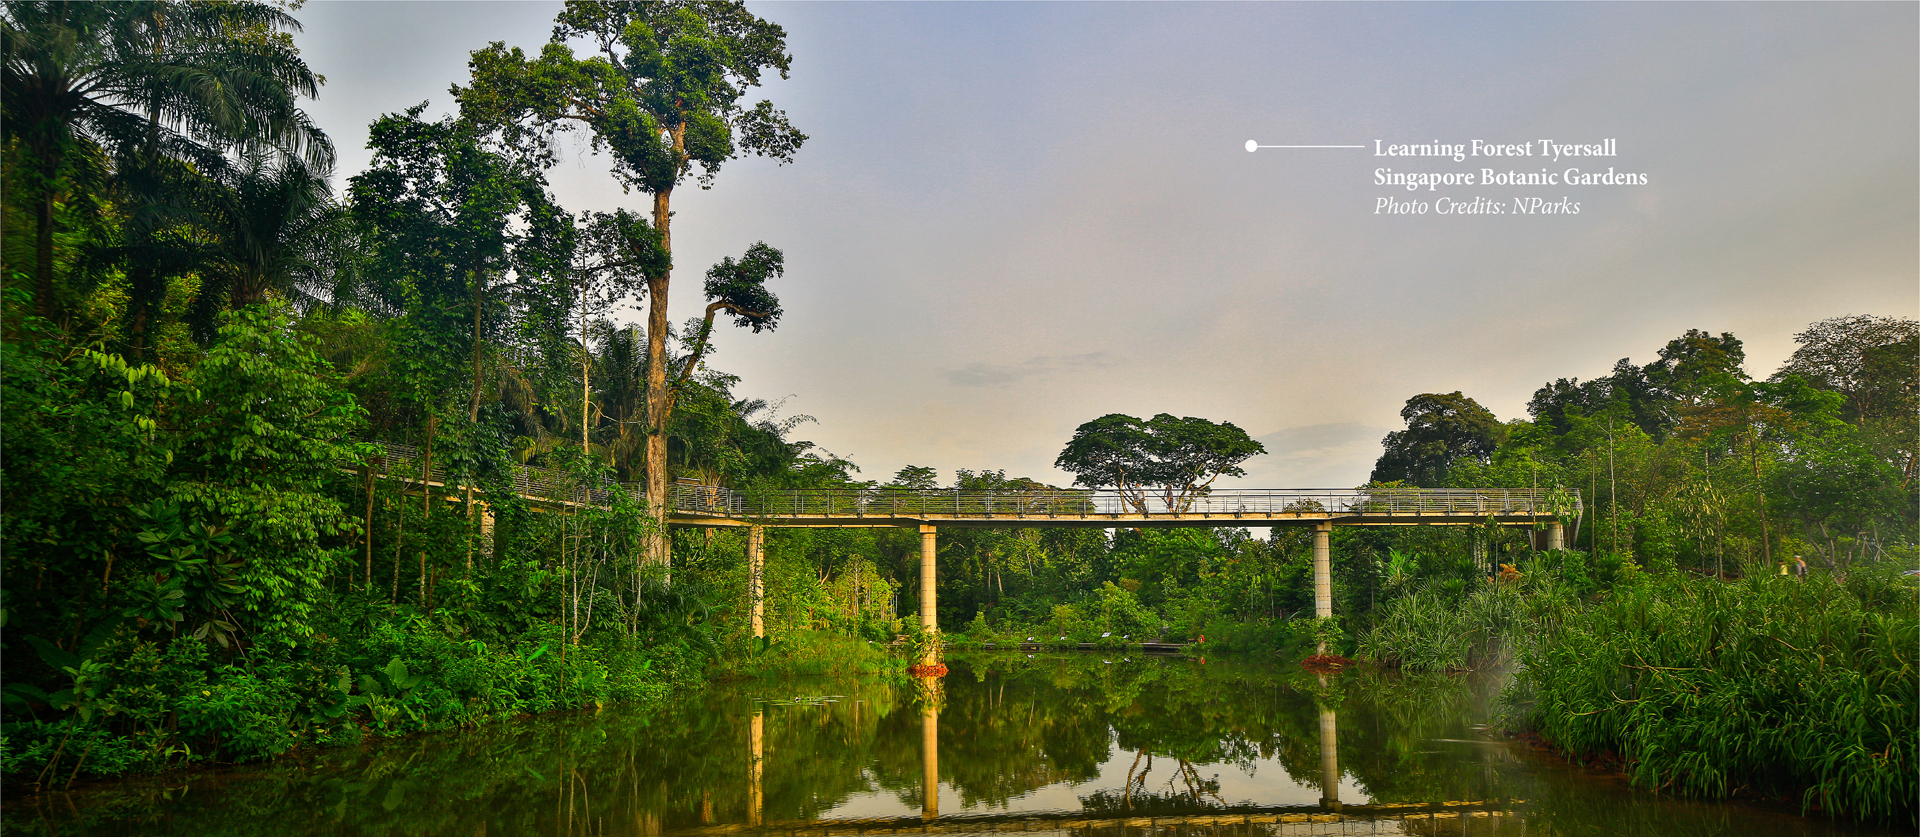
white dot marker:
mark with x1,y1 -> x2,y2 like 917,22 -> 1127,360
1245,139 -> 1258,153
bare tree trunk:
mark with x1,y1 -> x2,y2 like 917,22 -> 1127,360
363,466 -> 375,589
1608,419 -> 1618,558
35,192 -> 56,321
463,271 -> 489,573
643,186 -> 676,571
1748,430 -> 1772,566
581,300 -> 591,453
391,494 -> 403,605
420,419 -> 435,606
465,486 -> 476,571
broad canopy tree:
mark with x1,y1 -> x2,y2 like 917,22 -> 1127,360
1772,314 -> 1918,489
1772,316 -> 1918,419
454,0 -> 804,566
1370,392 -> 1502,487
1527,329 -> 1747,444
1055,413 -> 1265,513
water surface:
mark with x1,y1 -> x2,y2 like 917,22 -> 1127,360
3,653 -> 1899,836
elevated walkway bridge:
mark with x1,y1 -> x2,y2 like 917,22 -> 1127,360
366,442 -> 1579,653
668,483 -> 1574,529
369,442 -> 1579,531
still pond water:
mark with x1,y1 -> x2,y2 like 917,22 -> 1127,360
4,653 -> 1900,836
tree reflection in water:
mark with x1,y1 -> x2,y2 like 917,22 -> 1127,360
6,654 -> 1896,837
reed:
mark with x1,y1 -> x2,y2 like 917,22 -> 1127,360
1509,564 -> 1917,824
1356,582 -> 1527,673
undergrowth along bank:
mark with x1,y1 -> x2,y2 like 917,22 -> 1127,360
1357,552 -> 1916,825
1507,563 -> 1916,825
1,600 -> 709,790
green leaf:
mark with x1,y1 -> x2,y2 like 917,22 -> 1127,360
24,635 -> 81,672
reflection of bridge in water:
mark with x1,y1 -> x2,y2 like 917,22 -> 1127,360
368,441 -> 1580,657
686,805 -> 1524,836
729,679 -> 1521,837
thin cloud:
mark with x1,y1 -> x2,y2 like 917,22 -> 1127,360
944,352 -> 1115,387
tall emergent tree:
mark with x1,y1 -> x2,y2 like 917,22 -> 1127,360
454,0 -> 805,565
1055,413 -> 1265,513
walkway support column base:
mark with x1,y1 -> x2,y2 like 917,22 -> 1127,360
1547,521 -> 1565,552
1312,523 -> 1333,654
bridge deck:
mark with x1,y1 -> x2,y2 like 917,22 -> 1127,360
669,485 -> 1577,528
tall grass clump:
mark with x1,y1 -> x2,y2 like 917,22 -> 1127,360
1357,581 -> 1529,673
1506,564 -> 1917,825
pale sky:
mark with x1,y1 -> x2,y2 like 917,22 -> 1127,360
295,1 -> 1919,489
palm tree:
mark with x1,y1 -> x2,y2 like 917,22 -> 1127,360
195,151 -> 342,311
1,0 -> 330,321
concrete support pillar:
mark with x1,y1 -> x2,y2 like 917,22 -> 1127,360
478,502 -> 495,562
921,699 -> 940,819
1547,521 -> 1565,552
1318,699 -> 1341,811
919,525 -> 940,666
748,525 -> 766,639
748,710 -> 764,826
1312,524 -> 1333,652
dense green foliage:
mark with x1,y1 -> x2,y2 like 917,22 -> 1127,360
1339,320 -> 1918,825
1511,564 -> 1915,823
0,0 -> 822,791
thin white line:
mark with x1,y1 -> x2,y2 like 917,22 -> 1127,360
1255,145 -> 1363,148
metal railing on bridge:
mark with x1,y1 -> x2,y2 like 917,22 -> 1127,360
361,441 -> 1580,522
673,484 -> 1579,520
368,441 -> 640,508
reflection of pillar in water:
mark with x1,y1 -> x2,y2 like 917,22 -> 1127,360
1318,705 -> 1341,810
921,697 -> 940,819
1317,674 -> 1340,811
749,710 -> 764,826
